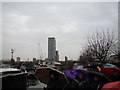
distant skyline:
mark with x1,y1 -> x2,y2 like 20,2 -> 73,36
1,2 -> 118,61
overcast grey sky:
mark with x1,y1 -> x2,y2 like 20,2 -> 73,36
1,2 -> 118,61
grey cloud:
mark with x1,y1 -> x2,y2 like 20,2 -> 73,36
2,2 -> 118,60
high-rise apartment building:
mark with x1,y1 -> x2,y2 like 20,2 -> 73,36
48,37 -> 56,61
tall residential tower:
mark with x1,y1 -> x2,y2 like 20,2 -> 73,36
48,37 -> 56,61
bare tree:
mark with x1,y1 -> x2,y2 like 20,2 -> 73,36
109,41 -> 119,55
80,30 -> 117,63
79,47 -> 93,62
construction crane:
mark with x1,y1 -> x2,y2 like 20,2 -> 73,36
38,43 -> 43,60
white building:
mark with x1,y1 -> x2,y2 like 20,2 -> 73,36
16,57 -> 20,62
